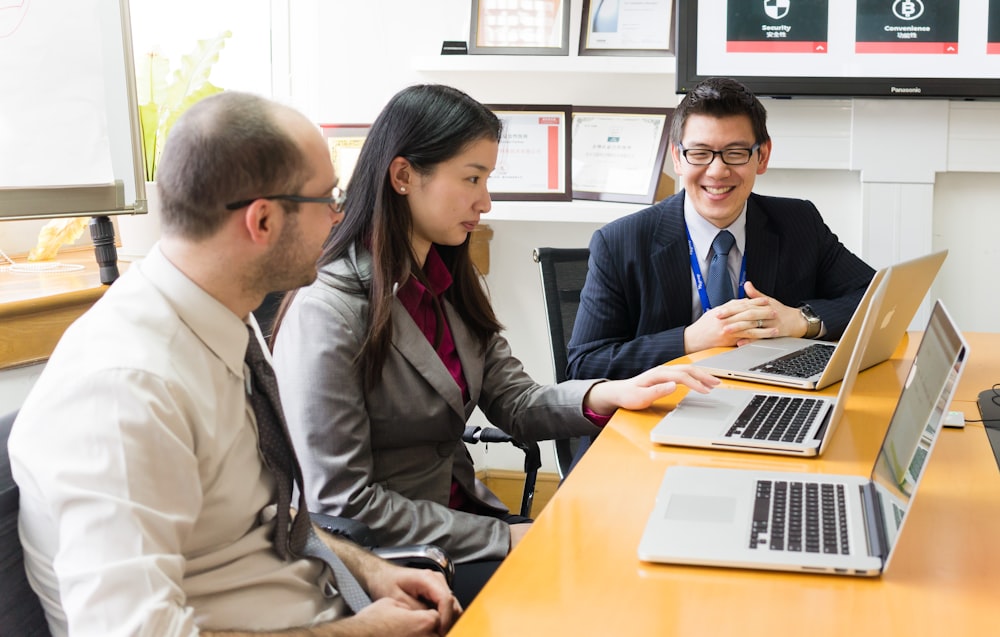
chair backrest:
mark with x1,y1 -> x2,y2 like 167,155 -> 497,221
532,247 -> 590,383
532,248 -> 591,480
252,291 -> 286,340
1,410 -> 51,636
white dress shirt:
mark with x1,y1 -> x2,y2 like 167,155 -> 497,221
9,245 -> 344,636
683,196 -> 748,320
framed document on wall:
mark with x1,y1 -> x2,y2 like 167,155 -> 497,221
571,106 -> 671,204
488,105 -> 571,201
470,0 -> 570,56
320,124 -> 370,190
579,0 -> 674,56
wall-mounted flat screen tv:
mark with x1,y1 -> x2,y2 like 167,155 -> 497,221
676,0 -> 1000,99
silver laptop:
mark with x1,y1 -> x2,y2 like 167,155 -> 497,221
649,268 -> 891,457
693,250 -> 947,390
638,300 -> 967,576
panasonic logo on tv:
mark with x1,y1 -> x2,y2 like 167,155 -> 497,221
890,86 -> 923,94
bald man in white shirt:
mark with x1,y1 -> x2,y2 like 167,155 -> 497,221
9,92 -> 458,637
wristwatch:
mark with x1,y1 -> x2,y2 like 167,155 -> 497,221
799,304 -> 822,339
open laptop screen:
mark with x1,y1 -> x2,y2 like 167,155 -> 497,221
871,301 -> 967,558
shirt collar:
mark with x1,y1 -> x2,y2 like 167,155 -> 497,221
396,246 -> 453,312
683,193 -> 748,260
139,243 -> 250,379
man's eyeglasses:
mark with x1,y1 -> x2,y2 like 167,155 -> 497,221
225,187 -> 346,213
678,143 -> 760,166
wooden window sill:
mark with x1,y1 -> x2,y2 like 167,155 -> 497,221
0,250 -> 126,370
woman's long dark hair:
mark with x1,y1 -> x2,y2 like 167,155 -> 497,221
271,84 -> 504,391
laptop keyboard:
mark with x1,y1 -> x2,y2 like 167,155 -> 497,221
725,395 -> 824,443
750,480 -> 851,554
749,343 -> 836,379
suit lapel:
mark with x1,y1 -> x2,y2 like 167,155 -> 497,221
651,196 -> 695,326
390,303 -> 466,420
744,195 -> 779,295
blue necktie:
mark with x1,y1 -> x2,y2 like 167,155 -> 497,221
706,230 -> 736,308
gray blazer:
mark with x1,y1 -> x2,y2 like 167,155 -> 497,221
273,244 -> 601,562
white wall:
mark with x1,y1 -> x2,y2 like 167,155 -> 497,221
933,171 -> 1000,326
5,0 -> 998,473
0,363 -> 43,417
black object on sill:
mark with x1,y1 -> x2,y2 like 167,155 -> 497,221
441,40 -> 468,55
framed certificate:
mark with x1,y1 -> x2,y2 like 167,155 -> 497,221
579,0 -> 674,57
488,105 -> 571,201
571,106 -> 672,204
470,0 -> 570,56
319,124 -> 370,190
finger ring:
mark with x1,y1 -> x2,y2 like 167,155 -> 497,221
756,319 -> 764,329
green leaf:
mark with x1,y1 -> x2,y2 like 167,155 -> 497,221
157,80 -> 226,168
135,31 -> 231,180
138,103 -> 161,181
134,50 -> 170,106
163,32 -> 231,112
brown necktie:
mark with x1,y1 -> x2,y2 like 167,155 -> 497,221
244,326 -> 372,613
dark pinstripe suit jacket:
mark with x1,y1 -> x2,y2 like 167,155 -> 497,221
566,191 -> 875,380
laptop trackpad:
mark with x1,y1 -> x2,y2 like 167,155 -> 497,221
744,342 -> 792,352
664,494 -> 737,523
671,392 -> 743,426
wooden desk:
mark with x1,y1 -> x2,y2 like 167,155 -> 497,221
450,334 -> 1000,636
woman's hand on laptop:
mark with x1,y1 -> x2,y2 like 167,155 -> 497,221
583,365 -> 720,416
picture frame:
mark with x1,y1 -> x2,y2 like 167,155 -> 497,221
488,105 -> 571,201
319,124 -> 370,190
571,106 -> 672,204
579,0 -> 675,57
470,0 -> 570,56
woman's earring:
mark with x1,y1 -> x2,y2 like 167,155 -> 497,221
400,187 -> 407,193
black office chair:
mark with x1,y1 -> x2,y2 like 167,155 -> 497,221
532,247 -> 593,481
462,426 -> 540,518
1,410 -> 51,636
253,290 -> 286,340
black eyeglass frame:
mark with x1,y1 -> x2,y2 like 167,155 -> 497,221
225,188 -> 346,212
677,142 -> 761,166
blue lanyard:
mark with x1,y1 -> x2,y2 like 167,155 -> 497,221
686,226 -> 746,313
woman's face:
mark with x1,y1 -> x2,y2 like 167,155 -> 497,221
405,137 -> 498,263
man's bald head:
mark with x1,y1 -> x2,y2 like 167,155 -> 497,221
156,92 -> 315,240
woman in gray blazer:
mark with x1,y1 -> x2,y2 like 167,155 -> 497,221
270,84 -> 717,605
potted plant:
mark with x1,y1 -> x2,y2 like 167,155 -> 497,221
137,31 -> 231,181
117,32 -> 230,259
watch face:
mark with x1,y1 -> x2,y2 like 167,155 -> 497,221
800,304 -> 821,338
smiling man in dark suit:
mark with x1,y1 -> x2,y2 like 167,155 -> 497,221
567,77 -> 875,380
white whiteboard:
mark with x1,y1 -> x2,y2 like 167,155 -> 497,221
0,0 -> 144,220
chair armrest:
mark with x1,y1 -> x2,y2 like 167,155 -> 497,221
373,544 -> 455,587
309,512 -> 378,549
309,512 -> 455,586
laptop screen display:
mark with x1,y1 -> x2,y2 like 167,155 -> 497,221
871,302 -> 966,554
